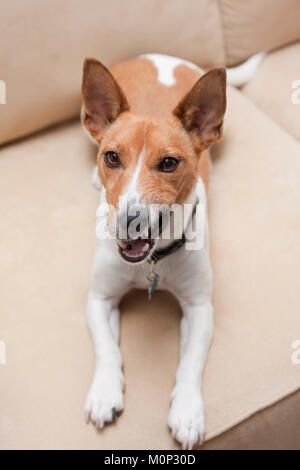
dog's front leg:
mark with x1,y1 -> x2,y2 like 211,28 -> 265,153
85,292 -> 124,428
168,299 -> 213,449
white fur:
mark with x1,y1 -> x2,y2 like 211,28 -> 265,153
140,52 -> 265,88
91,165 -> 101,190
226,52 -> 266,87
117,147 -> 149,238
85,177 -> 213,449
139,53 -> 204,86
123,146 -> 145,202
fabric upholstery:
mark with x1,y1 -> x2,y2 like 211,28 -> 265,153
0,0 -> 223,146
1,86 -> 300,449
202,390 -> 300,450
1,0 -> 300,146
243,41 -> 300,141
219,0 -> 300,66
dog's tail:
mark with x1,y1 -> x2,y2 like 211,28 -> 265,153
226,52 -> 266,87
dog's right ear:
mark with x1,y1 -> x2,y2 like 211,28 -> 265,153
82,58 -> 130,140
173,68 -> 226,151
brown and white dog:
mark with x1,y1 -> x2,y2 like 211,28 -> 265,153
81,53 -> 264,449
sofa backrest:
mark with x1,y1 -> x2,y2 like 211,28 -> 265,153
0,0 -> 299,146
220,0 -> 300,66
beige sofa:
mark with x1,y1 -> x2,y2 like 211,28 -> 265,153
1,0 -> 300,450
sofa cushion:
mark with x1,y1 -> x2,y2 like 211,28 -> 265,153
202,390 -> 300,450
219,0 -> 300,66
243,41 -> 300,141
2,1 -> 300,147
0,0 -> 224,146
0,86 -> 300,449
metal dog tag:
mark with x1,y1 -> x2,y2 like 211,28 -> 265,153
147,262 -> 159,300
148,273 -> 159,300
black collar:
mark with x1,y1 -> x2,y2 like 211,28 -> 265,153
148,201 -> 198,264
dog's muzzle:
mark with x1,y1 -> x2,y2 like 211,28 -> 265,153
117,209 -> 163,263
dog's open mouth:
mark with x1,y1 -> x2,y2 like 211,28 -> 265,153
118,237 -> 154,263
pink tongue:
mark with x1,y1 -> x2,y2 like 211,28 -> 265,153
124,238 -> 148,256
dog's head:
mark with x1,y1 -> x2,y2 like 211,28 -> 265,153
82,58 -> 226,264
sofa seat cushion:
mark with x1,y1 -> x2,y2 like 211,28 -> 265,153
243,41 -> 300,141
0,86 -> 300,449
202,390 -> 300,450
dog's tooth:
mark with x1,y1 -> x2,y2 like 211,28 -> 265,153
141,244 -> 149,253
125,253 -> 138,258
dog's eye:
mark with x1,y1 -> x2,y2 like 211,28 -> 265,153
158,157 -> 179,173
104,151 -> 121,168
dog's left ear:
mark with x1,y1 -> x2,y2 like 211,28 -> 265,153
173,68 -> 226,151
82,58 -> 130,140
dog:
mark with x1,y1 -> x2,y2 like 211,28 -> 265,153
81,52 -> 264,449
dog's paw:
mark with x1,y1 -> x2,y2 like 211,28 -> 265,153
168,384 -> 205,450
85,371 -> 124,429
